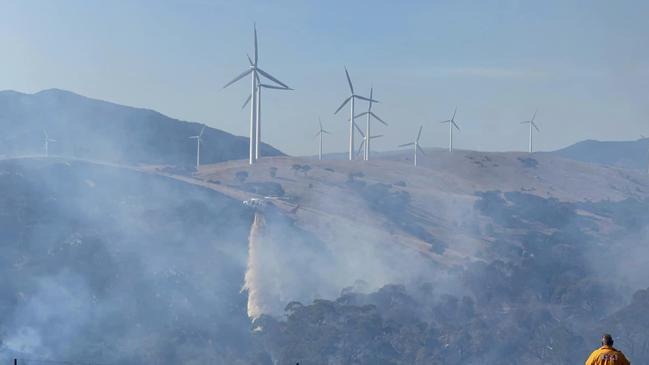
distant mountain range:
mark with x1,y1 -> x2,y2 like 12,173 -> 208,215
1,88 -> 646,172
0,89 -> 284,166
550,138 -> 649,171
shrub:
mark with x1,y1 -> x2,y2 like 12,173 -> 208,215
235,171 -> 249,183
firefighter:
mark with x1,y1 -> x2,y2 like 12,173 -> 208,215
585,334 -> 630,365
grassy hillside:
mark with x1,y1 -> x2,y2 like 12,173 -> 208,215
0,158 -> 262,364
1,151 -> 648,364
550,138 -> 649,171
0,89 -> 284,166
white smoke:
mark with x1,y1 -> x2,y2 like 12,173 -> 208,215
243,212 -> 264,319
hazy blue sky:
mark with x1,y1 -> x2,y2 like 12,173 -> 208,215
1,0 -> 648,155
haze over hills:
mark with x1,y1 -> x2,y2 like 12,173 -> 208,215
2,146 -> 647,364
0,89 -> 284,166
1,90 -> 649,364
2,89 -> 647,173
550,138 -> 649,171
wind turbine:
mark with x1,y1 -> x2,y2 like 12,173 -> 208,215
357,134 -> 384,160
314,117 -> 331,160
521,109 -> 540,153
241,54 -> 291,161
188,126 -> 205,169
353,87 -> 388,160
42,130 -> 56,156
398,126 -> 425,166
223,24 -> 289,165
334,67 -> 378,161
440,108 -> 460,152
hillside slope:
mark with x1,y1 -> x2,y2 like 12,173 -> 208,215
0,89 -> 283,166
187,151 -> 649,364
550,137 -> 649,171
1,151 -> 648,364
0,158 -> 262,363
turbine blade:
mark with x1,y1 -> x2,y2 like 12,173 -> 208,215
417,125 -> 423,142
370,134 -> 384,139
521,121 -> 530,124
247,54 -> 254,66
370,112 -> 388,126
452,107 -> 457,121
254,24 -> 258,65
452,121 -> 460,131
531,109 -> 538,122
223,69 -> 252,88
417,145 -> 426,156
241,94 -> 252,110
319,118 -> 323,130
440,120 -> 451,124
323,130 -> 331,135
532,122 -> 540,132
344,67 -> 354,93
353,111 -> 369,120
334,96 -> 352,114
357,140 -> 364,156
354,122 -> 365,137
368,87 -> 374,111
260,83 -> 291,90
354,95 -> 379,103
398,143 -> 414,147
199,126 -> 205,137
256,68 -> 290,89
314,130 -> 321,138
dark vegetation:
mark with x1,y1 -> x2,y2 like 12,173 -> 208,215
240,182 -> 286,197
291,164 -> 312,176
256,191 -> 649,364
518,157 -> 539,168
235,170 -> 249,183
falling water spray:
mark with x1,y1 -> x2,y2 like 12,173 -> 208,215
243,211 -> 265,320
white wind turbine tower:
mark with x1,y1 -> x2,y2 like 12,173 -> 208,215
223,24 -> 289,164
241,54 -> 291,161
188,126 -> 205,169
640,134 -> 649,173
42,130 -> 56,156
314,118 -> 331,160
398,126 -> 425,166
440,108 -> 460,152
334,67 -> 378,160
521,109 -> 540,153
353,87 -> 388,160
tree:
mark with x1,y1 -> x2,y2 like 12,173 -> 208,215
269,167 -> 278,178
235,170 -> 249,183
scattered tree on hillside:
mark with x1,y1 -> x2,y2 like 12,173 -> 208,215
235,170 -> 249,183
